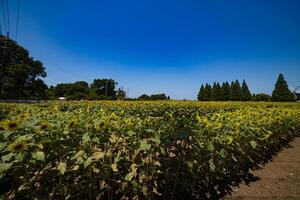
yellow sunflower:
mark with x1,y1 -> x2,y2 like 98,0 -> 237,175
3,120 -> 19,131
9,141 -> 28,153
37,121 -> 50,132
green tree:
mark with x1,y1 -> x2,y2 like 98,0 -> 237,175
90,79 -> 117,99
54,83 -> 73,97
221,82 -> 231,101
271,73 -> 295,102
138,94 -> 151,100
0,35 -> 47,99
197,84 -> 205,101
252,93 -> 271,102
211,82 -> 217,101
66,81 -> 89,100
204,84 -> 212,101
150,93 -> 168,100
214,82 -> 222,101
241,80 -> 252,101
230,80 -> 242,101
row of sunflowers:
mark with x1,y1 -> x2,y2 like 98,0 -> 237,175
1,101 -> 300,199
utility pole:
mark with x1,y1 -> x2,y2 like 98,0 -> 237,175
105,80 -> 108,97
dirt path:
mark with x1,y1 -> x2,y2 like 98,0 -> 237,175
225,137 -> 300,200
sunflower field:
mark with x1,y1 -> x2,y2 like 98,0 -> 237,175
0,101 -> 300,199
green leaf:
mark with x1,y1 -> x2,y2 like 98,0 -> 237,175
114,152 -> 121,163
209,159 -> 215,172
82,133 -> 90,144
150,137 -> 161,144
140,140 -> 151,150
57,162 -> 67,175
1,153 -> 13,162
0,162 -> 13,174
32,151 -> 45,162
91,151 -> 105,161
160,147 -> 166,156
0,142 -> 7,152
207,142 -> 214,151
71,150 -> 85,160
84,157 -> 92,168
111,163 -> 118,172
250,141 -> 257,149
220,148 -> 226,158
124,172 -> 133,181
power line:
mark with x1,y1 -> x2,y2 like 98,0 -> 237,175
5,0 -> 9,37
1,0 -> 6,34
15,0 -> 20,40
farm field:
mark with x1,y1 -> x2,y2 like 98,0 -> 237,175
0,101 -> 300,199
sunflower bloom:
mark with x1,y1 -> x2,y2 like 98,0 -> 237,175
9,142 -> 28,153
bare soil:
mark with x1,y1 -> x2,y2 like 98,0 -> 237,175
225,137 -> 300,200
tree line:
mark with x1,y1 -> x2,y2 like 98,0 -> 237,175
0,35 -> 297,102
197,80 -> 252,101
197,74 -> 295,102
47,79 -> 126,100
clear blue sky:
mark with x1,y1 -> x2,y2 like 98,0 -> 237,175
3,0 -> 300,99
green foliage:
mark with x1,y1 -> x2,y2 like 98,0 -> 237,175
150,93 -> 168,100
271,73 -> 295,102
197,84 -> 205,101
90,78 -> 117,99
221,81 -> 231,101
0,101 -> 300,199
0,35 -> 47,99
53,79 -> 119,100
138,94 -> 151,100
138,93 -> 168,100
230,80 -> 242,101
252,93 -> 271,102
241,80 -> 252,101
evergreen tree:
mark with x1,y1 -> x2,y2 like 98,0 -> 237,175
197,84 -> 205,101
230,80 -> 242,101
211,82 -> 217,101
215,82 -> 222,101
271,73 -> 295,102
241,80 -> 252,101
221,82 -> 231,101
204,83 -> 212,101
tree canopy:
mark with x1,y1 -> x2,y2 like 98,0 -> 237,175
0,35 -> 48,99
198,80 -> 250,101
271,73 -> 295,102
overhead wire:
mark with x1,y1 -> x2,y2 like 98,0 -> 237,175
5,0 -> 9,37
15,0 -> 20,40
1,0 -> 6,34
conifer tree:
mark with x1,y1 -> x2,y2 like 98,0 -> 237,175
221,82 -> 231,101
215,82 -> 222,101
241,80 -> 252,101
211,82 -> 217,101
197,84 -> 205,101
231,80 -> 242,101
271,73 -> 295,102
204,83 -> 212,101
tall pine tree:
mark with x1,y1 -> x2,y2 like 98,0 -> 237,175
271,74 -> 295,102
221,82 -> 231,101
204,84 -> 212,101
211,82 -> 217,101
215,82 -> 222,101
197,84 -> 205,101
241,80 -> 252,101
230,80 -> 242,101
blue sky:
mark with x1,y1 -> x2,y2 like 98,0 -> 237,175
3,0 -> 300,99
